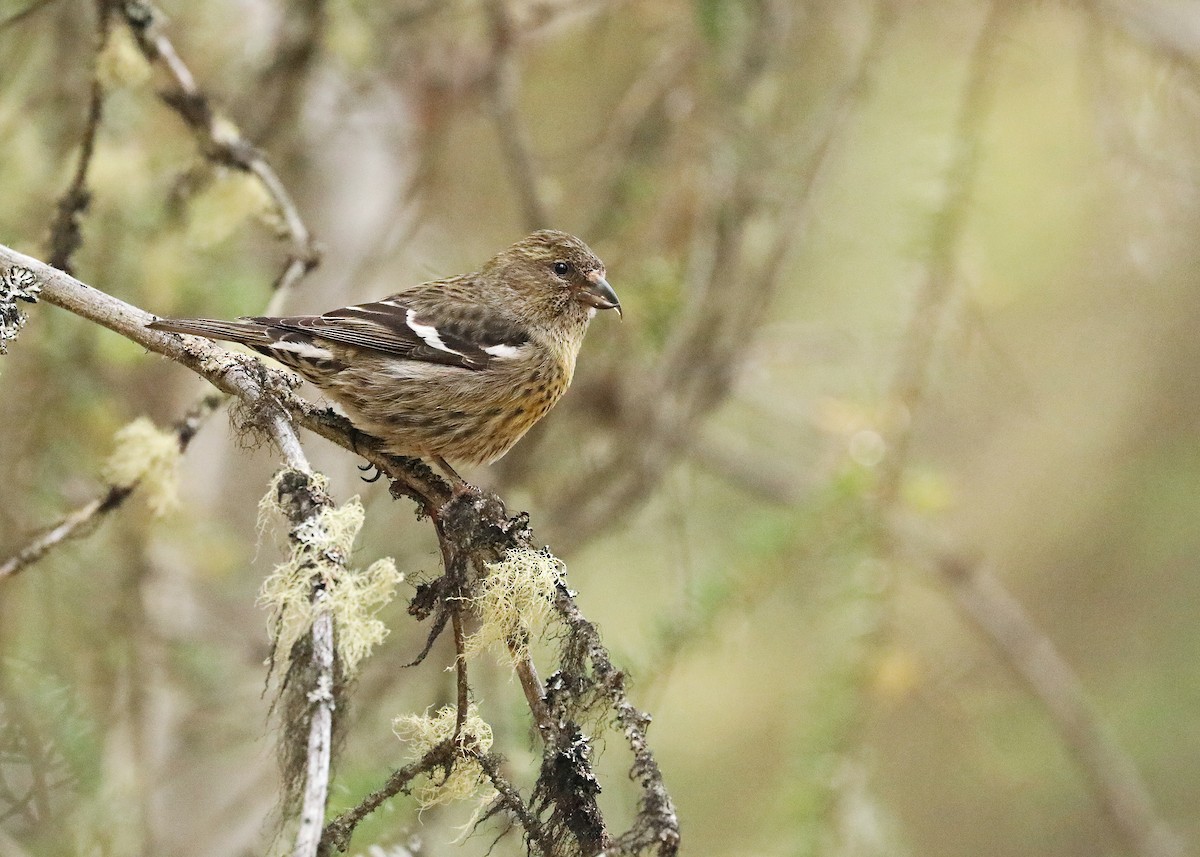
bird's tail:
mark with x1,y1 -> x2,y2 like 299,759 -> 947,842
147,317 -> 276,348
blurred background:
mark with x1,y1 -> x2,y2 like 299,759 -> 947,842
3,0 -> 1200,855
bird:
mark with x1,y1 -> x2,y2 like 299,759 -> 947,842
148,230 -> 620,478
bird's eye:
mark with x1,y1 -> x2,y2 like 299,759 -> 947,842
552,261 -> 572,277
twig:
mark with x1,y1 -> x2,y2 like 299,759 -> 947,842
863,8 -> 1186,857
582,36 -> 694,240
874,0 -> 1006,508
906,537 -> 1186,857
0,0 -> 59,30
236,0 -> 327,145
46,0 -> 110,274
476,751 -> 553,857
511,648 -> 554,739
10,0 -> 322,582
118,0 -> 320,297
484,0 -> 551,230
451,607 -> 470,740
548,0 -> 874,551
319,741 -> 456,855
553,587 -> 680,856
0,393 -> 221,581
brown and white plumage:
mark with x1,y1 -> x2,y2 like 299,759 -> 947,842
149,230 -> 620,468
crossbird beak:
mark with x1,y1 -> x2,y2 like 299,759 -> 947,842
579,270 -> 622,318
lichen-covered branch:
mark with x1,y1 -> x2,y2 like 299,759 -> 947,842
0,244 -> 350,855
0,394 -> 221,581
2,242 -> 677,855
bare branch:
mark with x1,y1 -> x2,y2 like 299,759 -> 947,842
548,0 -> 883,551
319,741 -> 456,855
875,0 -> 1007,508
46,1 -> 110,274
484,0 -> 552,230
118,0 -> 320,297
861,8 -> 1186,856
893,525 -> 1188,857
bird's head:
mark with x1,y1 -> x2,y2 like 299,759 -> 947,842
484,230 -> 621,323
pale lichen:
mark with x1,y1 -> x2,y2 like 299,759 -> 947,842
100,416 -> 181,516
258,476 -> 402,677
464,547 -> 563,662
393,704 -> 496,810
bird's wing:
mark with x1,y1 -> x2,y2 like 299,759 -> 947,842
245,282 -> 531,372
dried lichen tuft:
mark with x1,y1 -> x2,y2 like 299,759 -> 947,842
100,417 -> 181,516
258,476 -> 401,677
465,547 -> 563,662
393,704 -> 496,810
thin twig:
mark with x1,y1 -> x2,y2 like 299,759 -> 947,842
0,0 -> 59,30
484,0 -> 551,230
118,0 -> 320,297
10,0 -> 321,582
319,741 -> 456,855
0,393 -> 222,581
46,0 -> 110,274
862,7 -> 1186,857
511,648 -> 554,739
874,1 -> 1006,508
548,0 -> 871,551
451,607 -> 470,740
476,751 -> 554,857
899,533 -> 1187,857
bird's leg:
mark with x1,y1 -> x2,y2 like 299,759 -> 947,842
349,426 -> 385,482
433,455 -> 480,497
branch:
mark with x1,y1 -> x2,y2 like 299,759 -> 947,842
0,244 -> 355,854
46,0 -> 110,274
319,742 -> 456,855
895,527 -> 1187,857
547,0 -> 878,551
8,0 -> 325,582
874,0 -> 1006,508
0,393 -> 221,581
0,243 -> 444,501
484,0 -> 551,230
862,10 -> 1185,855
119,0 -> 320,297
0,244 -> 675,856
552,587 -> 679,856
